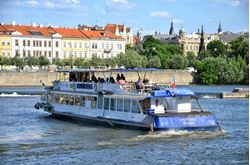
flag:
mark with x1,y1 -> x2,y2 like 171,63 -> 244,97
172,76 -> 176,90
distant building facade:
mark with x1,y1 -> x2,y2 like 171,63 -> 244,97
0,21 -> 126,61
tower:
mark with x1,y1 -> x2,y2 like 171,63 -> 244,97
198,25 -> 206,59
218,21 -> 222,34
169,19 -> 175,35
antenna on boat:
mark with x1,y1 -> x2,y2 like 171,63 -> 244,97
40,80 -> 45,86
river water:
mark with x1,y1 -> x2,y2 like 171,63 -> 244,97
0,86 -> 248,164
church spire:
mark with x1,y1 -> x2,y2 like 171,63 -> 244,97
198,25 -> 206,59
169,19 -> 175,35
218,21 -> 222,34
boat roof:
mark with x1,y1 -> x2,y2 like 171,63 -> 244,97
57,68 -> 159,73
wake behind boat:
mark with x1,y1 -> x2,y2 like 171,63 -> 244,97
35,68 -> 221,132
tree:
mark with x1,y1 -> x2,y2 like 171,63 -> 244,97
168,54 -> 188,69
206,40 -> 228,58
74,58 -> 85,69
52,58 -> 65,69
0,56 -> 11,70
89,55 -> 103,68
25,56 -> 39,69
229,36 -> 249,64
147,56 -> 161,68
38,56 -> 50,69
186,51 -> 197,67
12,55 -> 25,71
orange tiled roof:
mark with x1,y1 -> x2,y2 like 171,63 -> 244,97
105,24 -> 130,34
0,24 -> 124,39
81,30 -> 123,39
52,27 -> 88,38
0,24 -> 56,37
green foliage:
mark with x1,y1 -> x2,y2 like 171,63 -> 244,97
89,55 -> 103,68
186,51 -> 197,67
25,56 -> 39,68
52,58 -> 65,68
0,56 -> 12,66
12,55 -> 25,70
74,58 -> 85,69
229,36 -> 249,64
168,54 -> 188,69
147,56 -> 161,68
38,56 -> 50,68
206,40 -> 228,57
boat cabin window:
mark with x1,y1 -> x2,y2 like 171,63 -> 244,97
139,98 -> 151,113
124,99 -> 131,112
69,95 -> 74,105
57,72 -> 69,81
80,96 -> 85,107
59,94 -> 64,104
110,98 -> 116,111
117,99 -> 123,111
75,96 -> 80,106
64,94 -> 69,105
132,100 -> 141,113
104,98 -> 109,110
91,97 -> 97,108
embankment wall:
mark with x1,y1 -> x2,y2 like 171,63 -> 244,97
0,70 -> 193,86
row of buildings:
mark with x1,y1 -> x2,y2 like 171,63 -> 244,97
0,21 -> 135,61
0,20 -> 248,61
147,21 -> 248,55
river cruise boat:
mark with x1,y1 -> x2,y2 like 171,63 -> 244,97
35,68 -> 220,132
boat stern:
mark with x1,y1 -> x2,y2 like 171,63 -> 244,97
153,112 -> 219,131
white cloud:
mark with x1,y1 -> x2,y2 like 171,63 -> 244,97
210,0 -> 243,7
66,0 -> 80,4
26,0 -> 40,6
150,11 -> 169,18
106,0 -> 135,10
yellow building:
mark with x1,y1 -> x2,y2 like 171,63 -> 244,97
0,34 -> 12,57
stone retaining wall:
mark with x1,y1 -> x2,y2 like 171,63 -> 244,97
0,70 -> 193,86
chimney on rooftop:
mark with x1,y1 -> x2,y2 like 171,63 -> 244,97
11,20 -> 16,26
18,23 -> 21,26
1,22 -> 3,25
32,23 -> 36,27
39,24 -> 43,28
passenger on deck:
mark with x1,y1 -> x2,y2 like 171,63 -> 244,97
117,79 -> 126,85
91,75 -> 97,82
121,74 -> 125,80
135,78 -> 143,89
110,77 -> 115,83
116,74 -> 121,81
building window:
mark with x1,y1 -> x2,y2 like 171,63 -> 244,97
44,41 -> 47,47
106,43 -> 108,49
23,50 -> 26,57
15,50 -> 19,56
102,43 -> 104,49
64,52 -> 66,58
15,40 -> 18,46
85,43 -> 87,48
28,51 -> 31,56
48,41 -> 51,47
64,42 -> 66,48
33,41 -> 36,47
23,40 -> 26,46
56,51 -> 59,58
39,41 -> 42,47
74,42 -> 77,48
2,52 -> 5,56
7,42 -> 10,46
84,52 -> 87,58
2,42 -> 5,46
79,43 -> 82,48
79,52 -> 82,58
44,51 -> 47,57
49,51 -> 52,57
92,43 -> 97,49
55,41 -> 59,48
7,52 -> 10,56
111,44 -> 113,48
27,40 -> 30,46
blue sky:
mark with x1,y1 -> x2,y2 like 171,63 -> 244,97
0,0 -> 249,34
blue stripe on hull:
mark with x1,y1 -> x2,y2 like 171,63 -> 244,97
154,115 -> 218,130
